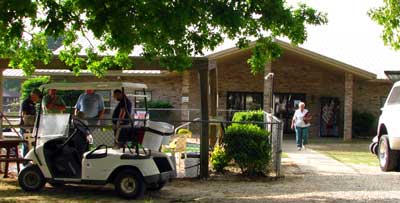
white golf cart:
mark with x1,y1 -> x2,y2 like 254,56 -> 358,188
18,82 -> 175,199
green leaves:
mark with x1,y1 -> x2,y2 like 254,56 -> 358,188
369,0 -> 400,50
0,0 -> 327,76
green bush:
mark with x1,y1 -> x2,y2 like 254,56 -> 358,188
210,145 -> 231,173
224,124 -> 271,176
20,76 -> 50,100
147,100 -> 173,108
147,100 -> 173,121
352,111 -> 376,137
232,110 -> 264,128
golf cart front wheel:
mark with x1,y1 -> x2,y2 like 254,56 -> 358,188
18,164 -> 46,192
114,170 -> 145,199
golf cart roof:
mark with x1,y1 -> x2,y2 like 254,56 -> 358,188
39,82 -> 147,90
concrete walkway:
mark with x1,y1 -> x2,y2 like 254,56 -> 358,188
282,139 -> 357,175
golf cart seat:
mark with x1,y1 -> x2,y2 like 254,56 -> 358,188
115,125 -> 145,148
49,119 -> 90,178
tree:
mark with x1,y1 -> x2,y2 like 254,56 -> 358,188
0,0 -> 327,77
369,0 -> 400,50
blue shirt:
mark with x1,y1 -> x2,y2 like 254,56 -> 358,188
75,93 -> 105,118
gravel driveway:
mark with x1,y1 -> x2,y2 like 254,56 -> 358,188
2,140 -> 399,203
146,141 -> 400,203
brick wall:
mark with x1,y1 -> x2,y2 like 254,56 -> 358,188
353,80 -> 392,117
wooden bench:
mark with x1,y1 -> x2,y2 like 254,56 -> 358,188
0,139 -> 29,178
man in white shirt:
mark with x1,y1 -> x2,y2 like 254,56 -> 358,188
291,102 -> 311,151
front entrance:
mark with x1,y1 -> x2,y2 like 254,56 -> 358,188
226,92 -> 263,121
273,93 -> 306,133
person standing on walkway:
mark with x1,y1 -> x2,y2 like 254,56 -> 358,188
74,89 -> 105,126
42,89 -> 66,113
291,102 -> 311,151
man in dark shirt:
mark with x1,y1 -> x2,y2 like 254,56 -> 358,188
112,89 -> 132,125
20,89 -> 42,156
112,89 -> 133,147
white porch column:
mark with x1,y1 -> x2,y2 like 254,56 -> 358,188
344,73 -> 354,141
264,63 -> 273,113
0,69 -> 3,139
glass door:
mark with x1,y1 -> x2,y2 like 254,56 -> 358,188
273,93 -> 306,134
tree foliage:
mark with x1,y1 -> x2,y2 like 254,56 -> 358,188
0,0 -> 327,76
369,0 -> 400,50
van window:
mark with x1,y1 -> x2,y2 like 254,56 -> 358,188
387,86 -> 400,105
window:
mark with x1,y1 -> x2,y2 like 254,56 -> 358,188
133,90 -> 152,109
226,92 -> 263,120
387,87 -> 400,105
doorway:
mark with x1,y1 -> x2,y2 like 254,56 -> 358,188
273,93 -> 306,134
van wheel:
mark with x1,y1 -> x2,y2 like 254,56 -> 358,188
147,181 -> 166,191
114,170 -> 145,199
18,164 -> 45,192
378,135 -> 399,171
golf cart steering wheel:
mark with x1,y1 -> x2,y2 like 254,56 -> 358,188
72,118 -> 92,136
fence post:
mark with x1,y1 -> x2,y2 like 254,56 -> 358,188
276,120 -> 283,177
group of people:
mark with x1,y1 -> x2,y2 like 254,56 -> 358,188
19,88 -> 132,155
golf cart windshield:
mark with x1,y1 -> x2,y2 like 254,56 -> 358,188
37,114 -> 70,138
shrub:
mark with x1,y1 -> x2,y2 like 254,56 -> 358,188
224,124 -> 271,176
352,111 -> 376,137
147,100 -> 173,121
147,100 -> 173,108
232,110 -> 264,128
210,145 -> 231,173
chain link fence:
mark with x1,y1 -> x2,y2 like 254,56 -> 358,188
2,109 -> 283,177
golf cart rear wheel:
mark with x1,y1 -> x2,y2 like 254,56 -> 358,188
114,170 -> 145,199
378,135 -> 400,171
18,164 -> 45,192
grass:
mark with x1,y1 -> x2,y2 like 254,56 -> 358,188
281,152 -> 289,158
307,137 -> 379,166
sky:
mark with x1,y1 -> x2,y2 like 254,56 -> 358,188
284,0 -> 400,78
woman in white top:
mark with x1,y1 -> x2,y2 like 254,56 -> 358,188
291,102 -> 311,150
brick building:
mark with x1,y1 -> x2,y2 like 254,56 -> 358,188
1,40 -> 392,139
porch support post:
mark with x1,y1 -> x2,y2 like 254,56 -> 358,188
209,61 -> 218,147
263,63 -> 273,113
198,62 -> 209,179
344,73 -> 354,141
0,69 -> 3,139
181,71 -> 190,122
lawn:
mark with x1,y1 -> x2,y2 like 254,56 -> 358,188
307,137 -> 379,166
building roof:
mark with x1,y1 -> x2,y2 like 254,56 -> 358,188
207,39 -> 377,80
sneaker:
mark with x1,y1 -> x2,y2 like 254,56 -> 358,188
302,145 -> 306,150
297,147 -> 301,151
